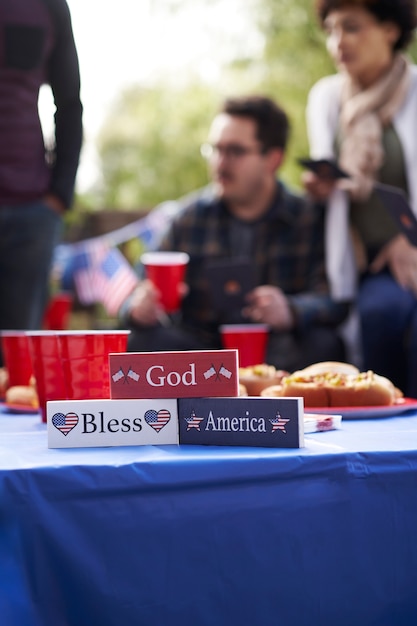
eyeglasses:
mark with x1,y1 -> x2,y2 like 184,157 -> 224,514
200,142 -> 264,161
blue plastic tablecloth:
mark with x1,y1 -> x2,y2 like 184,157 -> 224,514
1,409 -> 417,626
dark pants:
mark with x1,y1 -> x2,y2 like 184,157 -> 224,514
0,200 -> 63,365
127,322 -> 345,373
358,271 -> 417,398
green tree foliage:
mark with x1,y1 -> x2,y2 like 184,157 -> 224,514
252,0 -> 335,185
91,1 -> 330,209
95,83 -> 218,210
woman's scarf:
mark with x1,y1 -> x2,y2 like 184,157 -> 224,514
339,54 -> 411,200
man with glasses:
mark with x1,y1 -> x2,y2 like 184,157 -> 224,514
122,95 -> 350,371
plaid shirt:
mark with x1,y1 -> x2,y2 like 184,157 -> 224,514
155,182 -> 349,341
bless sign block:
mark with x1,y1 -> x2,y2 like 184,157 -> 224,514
47,398 -> 179,448
109,350 -> 239,399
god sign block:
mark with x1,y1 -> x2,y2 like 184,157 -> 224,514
109,350 -> 239,399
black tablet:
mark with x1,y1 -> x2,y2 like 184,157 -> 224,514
374,182 -> 417,247
204,258 -> 255,313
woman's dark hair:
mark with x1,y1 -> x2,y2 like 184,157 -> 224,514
315,0 -> 417,50
221,95 -> 290,152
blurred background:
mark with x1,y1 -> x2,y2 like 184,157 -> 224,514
40,0 -> 417,327
40,0 -> 339,214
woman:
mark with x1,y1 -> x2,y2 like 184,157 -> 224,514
304,0 -> 417,398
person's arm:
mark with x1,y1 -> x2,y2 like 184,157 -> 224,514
119,215 -> 180,326
370,233 -> 417,296
287,203 -> 351,329
287,292 -> 350,330
121,280 -> 164,327
43,0 -> 83,209
243,285 -> 350,331
303,76 -> 342,201
306,76 -> 341,160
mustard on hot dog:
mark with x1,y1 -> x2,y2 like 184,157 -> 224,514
260,362 -> 402,407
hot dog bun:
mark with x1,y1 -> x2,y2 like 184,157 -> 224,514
295,361 -> 360,377
5,385 -> 39,408
239,364 -> 289,396
325,371 -> 396,407
0,366 -> 9,396
260,368 -> 400,407
239,383 -> 248,397
260,374 -> 328,406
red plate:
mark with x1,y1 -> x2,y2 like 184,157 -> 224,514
1,402 -> 40,415
304,397 -> 417,419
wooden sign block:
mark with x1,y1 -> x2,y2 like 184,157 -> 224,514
109,350 -> 239,399
47,398 -> 179,448
178,397 -> 304,448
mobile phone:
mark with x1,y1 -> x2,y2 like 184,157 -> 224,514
298,157 -> 350,180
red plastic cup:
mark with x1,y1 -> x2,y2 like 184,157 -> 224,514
43,292 -> 73,330
57,330 -> 130,401
220,324 -> 270,367
1,331 -> 34,387
27,331 -> 68,423
141,251 -> 189,313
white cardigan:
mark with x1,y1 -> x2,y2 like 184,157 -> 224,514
306,66 -> 417,300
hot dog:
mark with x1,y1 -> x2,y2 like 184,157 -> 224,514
325,371 -> 396,407
260,364 -> 401,407
0,366 -> 9,397
5,385 -> 39,408
296,361 -> 360,377
261,374 -> 329,407
239,363 -> 289,396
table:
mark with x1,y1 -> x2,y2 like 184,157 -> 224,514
1,407 -> 417,626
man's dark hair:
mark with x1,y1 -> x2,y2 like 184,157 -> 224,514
315,0 -> 417,50
220,95 -> 290,152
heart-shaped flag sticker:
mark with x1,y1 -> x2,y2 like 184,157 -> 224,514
144,409 -> 171,432
52,412 -> 79,436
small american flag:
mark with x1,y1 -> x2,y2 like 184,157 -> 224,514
184,410 -> 204,431
127,368 -> 140,382
72,241 -> 108,305
98,248 -> 139,316
112,367 -> 125,383
269,411 -> 290,433
219,366 -> 232,379
52,412 -> 79,436
144,409 -> 171,432
204,366 -> 216,379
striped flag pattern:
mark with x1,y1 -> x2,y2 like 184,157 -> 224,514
144,409 -> 171,432
98,248 -> 139,316
127,368 -> 140,382
219,366 -> 232,379
52,412 -> 79,436
73,241 -> 108,305
53,200 -> 181,297
72,242 -> 138,316
204,366 -> 216,379
269,412 -> 290,433
112,368 -> 125,383
184,410 -> 205,431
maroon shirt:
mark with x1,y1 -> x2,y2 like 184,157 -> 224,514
0,0 -> 82,208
